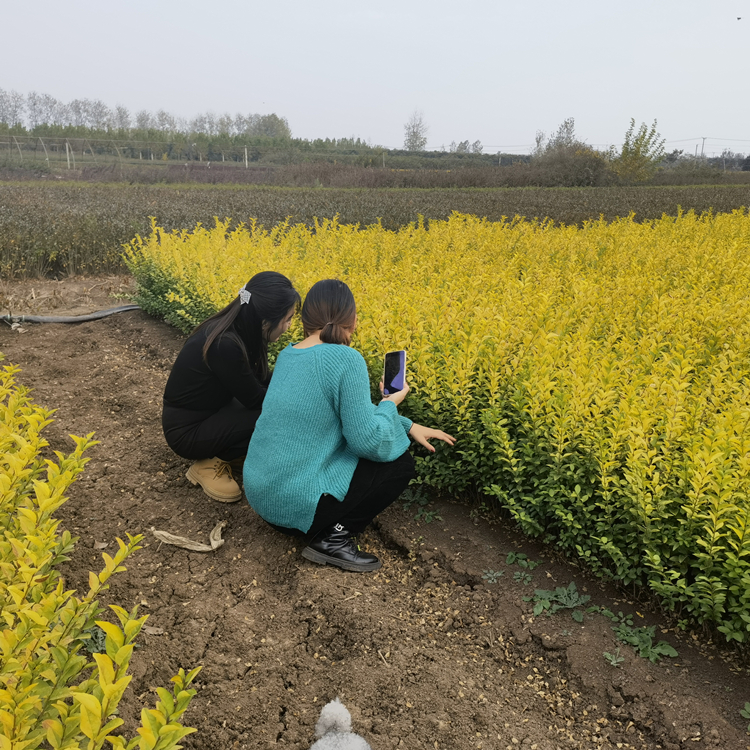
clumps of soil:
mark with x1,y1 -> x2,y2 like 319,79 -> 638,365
1,277 -> 748,750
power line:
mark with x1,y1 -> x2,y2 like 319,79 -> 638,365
665,136 -> 750,144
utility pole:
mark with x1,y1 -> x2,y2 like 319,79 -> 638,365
700,137 -> 706,158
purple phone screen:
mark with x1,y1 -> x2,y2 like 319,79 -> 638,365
383,350 -> 406,395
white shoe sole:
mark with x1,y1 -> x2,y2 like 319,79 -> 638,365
301,546 -> 382,572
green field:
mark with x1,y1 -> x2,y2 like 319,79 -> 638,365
2,181 -> 749,278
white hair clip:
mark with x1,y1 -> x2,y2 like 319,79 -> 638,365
238,287 -> 251,304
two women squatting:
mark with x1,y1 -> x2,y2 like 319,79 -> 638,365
162,272 -> 454,572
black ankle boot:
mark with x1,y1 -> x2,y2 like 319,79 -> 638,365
301,523 -> 381,572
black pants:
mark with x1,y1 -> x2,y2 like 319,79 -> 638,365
271,450 -> 416,538
162,399 -> 260,462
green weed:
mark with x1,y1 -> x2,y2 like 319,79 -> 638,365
513,570 -> 533,585
603,647 -> 625,667
740,702 -> 750,733
524,582 -> 591,618
505,552 -> 540,570
482,569 -> 505,584
612,623 -> 677,663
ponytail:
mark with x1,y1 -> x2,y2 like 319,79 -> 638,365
192,271 -> 300,380
302,280 -> 356,346
320,320 -> 351,345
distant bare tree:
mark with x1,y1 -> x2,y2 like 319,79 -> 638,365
88,100 -> 112,130
204,113 -> 218,136
716,148 -> 745,171
26,92 -> 44,128
156,109 -> 177,132
190,113 -> 208,134
39,94 -> 65,126
403,111 -> 428,151
113,105 -> 131,130
533,130 -> 546,155
68,99 -> 89,128
234,113 -> 250,134
135,110 -> 154,130
53,101 -> 71,127
190,111 -> 228,135
0,89 -> 25,126
216,113 -> 234,135
238,113 -> 262,136
449,139 -> 483,155
0,87 -> 295,142
534,117 -> 579,156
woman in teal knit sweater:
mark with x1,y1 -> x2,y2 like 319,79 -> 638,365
243,279 -> 455,572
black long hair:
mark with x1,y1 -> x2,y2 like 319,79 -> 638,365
301,279 -> 357,345
193,271 -> 300,382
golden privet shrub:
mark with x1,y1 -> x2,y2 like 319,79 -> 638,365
126,210 -> 750,642
0,359 -> 199,750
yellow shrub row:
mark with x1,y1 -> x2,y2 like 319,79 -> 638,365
0,359 -> 199,749
126,210 -> 750,641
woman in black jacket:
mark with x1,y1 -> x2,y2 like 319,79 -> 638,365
162,271 -> 300,501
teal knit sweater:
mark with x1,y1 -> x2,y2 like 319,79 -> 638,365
243,342 -> 413,532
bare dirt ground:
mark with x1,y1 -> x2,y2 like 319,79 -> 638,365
2,276 -> 749,750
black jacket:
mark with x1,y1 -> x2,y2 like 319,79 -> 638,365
163,326 -> 267,412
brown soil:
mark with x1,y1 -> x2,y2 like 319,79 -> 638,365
2,277 -> 749,750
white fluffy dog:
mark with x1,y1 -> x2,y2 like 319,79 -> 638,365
310,697 -> 372,750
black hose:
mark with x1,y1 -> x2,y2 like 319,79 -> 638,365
1,304 -> 141,325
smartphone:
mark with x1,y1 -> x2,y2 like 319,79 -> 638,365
383,350 -> 406,396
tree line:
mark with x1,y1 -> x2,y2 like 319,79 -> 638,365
0,88 -> 292,139
1,89 -> 747,183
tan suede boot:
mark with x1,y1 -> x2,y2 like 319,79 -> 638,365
186,458 -> 242,502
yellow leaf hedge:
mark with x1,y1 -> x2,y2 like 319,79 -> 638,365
126,210 -> 750,642
0,359 -> 199,749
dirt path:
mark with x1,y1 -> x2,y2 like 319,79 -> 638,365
1,277 -> 748,750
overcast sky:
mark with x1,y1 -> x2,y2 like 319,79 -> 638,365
3,0 -> 749,156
